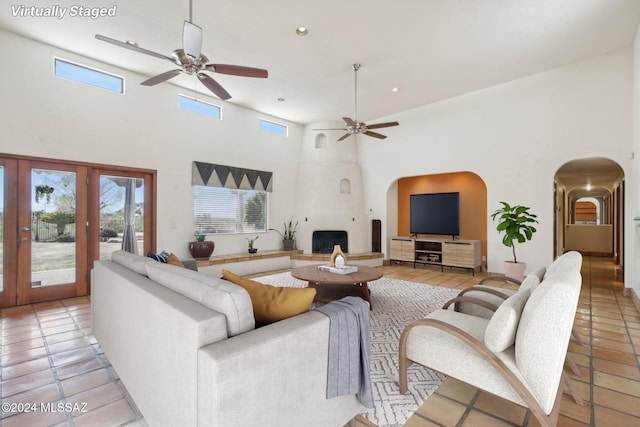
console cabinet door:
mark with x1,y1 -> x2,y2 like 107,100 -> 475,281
390,239 -> 414,261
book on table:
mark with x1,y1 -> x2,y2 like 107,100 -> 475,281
318,265 -> 359,274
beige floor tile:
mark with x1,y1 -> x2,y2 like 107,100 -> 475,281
472,391 -> 527,425
593,371 -> 640,398
461,409 -> 514,427
414,393 -> 467,426
594,404 -> 640,427
593,386 -> 640,417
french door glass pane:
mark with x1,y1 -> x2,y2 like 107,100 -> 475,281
31,169 -> 76,287
0,166 -> 4,293
99,176 -> 145,260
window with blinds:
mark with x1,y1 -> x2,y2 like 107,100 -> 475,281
194,186 -> 268,234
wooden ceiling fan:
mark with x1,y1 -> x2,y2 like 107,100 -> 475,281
95,0 -> 267,100
314,63 -> 399,141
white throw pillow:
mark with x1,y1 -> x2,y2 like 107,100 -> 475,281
520,273 -> 541,293
484,288 -> 531,353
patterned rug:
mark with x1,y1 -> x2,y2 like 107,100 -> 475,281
253,272 -> 459,427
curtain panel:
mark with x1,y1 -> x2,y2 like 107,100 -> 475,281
192,161 -> 273,192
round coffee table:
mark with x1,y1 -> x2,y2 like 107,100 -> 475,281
291,264 -> 383,309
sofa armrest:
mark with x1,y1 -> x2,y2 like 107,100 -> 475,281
197,310 -> 363,427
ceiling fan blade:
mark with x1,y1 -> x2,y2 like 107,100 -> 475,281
183,21 -> 202,59
338,133 -> 353,141
205,64 -> 268,78
141,69 -> 182,86
342,117 -> 357,126
364,131 -> 387,139
366,121 -> 399,130
95,34 -> 174,62
197,73 -> 232,100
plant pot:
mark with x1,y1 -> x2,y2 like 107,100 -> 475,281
188,241 -> 215,260
248,248 -> 258,254
504,261 -> 526,282
283,239 -> 295,251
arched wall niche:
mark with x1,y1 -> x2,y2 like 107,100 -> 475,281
396,171 -> 488,264
315,133 -> 328,149
340,178 -> 351,194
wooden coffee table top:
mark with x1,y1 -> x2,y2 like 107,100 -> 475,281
291,264 -> 383,285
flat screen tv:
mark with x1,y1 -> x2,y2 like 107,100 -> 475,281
410,192 -> 460,238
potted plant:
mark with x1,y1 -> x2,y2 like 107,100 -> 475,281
246,235 -> 259,253
491,201 -> 538,281
188,231 -> 215,260
269,220 -> 298,251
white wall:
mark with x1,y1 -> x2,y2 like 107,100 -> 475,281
0,30 -> 303,258
2,30 -> 637,281
632,23 -> 640,297
359,48 -> 634,277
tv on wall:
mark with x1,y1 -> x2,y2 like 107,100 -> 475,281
410,192 -> 460,238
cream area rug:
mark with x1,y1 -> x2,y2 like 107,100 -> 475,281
253,272 -> 460,427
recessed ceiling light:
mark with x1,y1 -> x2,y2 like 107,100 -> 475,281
296,27 -> 308,36
391,87 -> 400,93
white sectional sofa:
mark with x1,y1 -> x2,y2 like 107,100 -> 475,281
91,251 -> 362,427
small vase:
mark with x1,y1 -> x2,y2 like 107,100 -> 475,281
283,239 -> 295,251
330,245 -> 346,266
188,241 -> 215,259
248,248 -> 258,254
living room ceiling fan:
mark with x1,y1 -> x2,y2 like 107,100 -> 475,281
94,0 -> 268,100
314,63 -> 399,141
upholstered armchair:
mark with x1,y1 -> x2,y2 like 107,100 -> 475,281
398,261 -> 582,427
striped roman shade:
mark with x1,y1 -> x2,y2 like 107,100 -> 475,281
192,161 -> 273,192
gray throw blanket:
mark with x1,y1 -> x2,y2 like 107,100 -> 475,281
314,296 -> 373,408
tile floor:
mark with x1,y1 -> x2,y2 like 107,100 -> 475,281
1,256 -> 638,427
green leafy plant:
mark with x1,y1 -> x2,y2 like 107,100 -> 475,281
41,212 -> 75,236
491,202 -> 538,263
269,220 -> 298,240
246,235 -> 259,249
194,231 -> 206,242
34,185 -> 54,204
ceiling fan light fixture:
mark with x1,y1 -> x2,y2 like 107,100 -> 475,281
296,27 -> 308,36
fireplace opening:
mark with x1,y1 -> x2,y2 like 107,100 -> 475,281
312,230 -> 348,254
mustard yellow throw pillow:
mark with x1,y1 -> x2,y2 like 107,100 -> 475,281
222,269 -> 316,326
166,253 -> 185,268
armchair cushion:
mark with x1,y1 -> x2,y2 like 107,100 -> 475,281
484,286 -> 533,352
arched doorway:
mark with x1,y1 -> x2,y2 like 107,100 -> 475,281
554,157 -> 625,266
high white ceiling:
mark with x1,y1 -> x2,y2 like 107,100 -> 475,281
2,0 -> 639,125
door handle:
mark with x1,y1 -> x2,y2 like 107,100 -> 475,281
21,226 -> 31,232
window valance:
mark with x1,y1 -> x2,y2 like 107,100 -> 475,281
192,161 -> 273,192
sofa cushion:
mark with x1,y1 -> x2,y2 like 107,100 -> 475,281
146,263 -> 255,336
222,269 -> 317,327
111,250 -> 155,276
484,286 -> 532,353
